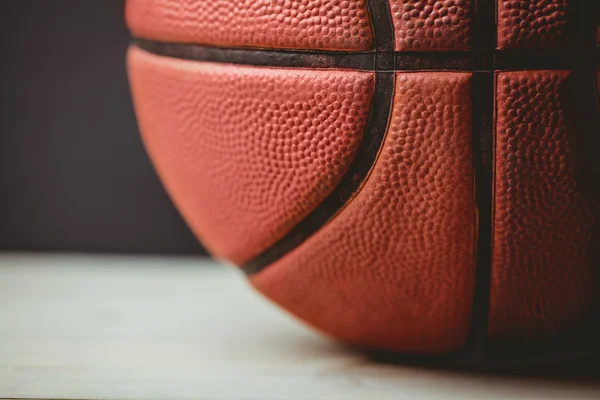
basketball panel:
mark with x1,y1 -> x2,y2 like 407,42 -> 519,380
252,72 -> 475,353
127,47 -> 374,265
389,0 -> 473,51
496,0 -> 573,49
126,0 -> 374,51
489,70 -> 600,342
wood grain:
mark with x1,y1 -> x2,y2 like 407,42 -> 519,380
0,254 -> 597,399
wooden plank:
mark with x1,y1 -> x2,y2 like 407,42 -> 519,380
0,254 -> 597,399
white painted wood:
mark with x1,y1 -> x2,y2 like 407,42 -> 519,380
0,254 -> 597,400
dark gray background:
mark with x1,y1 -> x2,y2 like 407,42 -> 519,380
0,1 -> 206,255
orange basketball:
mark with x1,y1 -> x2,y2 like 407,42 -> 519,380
126,0 -> 600,360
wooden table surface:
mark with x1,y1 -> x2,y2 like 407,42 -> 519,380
0,254 -> 598,399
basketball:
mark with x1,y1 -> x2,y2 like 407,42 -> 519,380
126,0 -> 600,359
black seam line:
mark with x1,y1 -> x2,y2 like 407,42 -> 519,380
133,38 -> 377,71
241,0 -> 396,275
133,38 -> 600,72
365,0 -> 394,53
462,0 -> 496,361
365,0 -> 395,71
465,71 -> 495,360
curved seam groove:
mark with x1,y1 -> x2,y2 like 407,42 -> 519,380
133,38 -> 595,72
241,0 -> 396,274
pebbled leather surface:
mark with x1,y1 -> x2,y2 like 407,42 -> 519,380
251,72 -> 475,353
497,0 -> 572,49
389,0 -> 473,51
490,71 -> 599,342
126,0 -> 373,51
127,47 -> 374,265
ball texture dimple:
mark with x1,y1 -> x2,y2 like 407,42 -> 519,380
389,0 -> 473,51
126,0 -> 373,51
128,47 -> 374,265
490,70 -> 599,342
252,72 -> 475,353
497,0 -> 572,49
